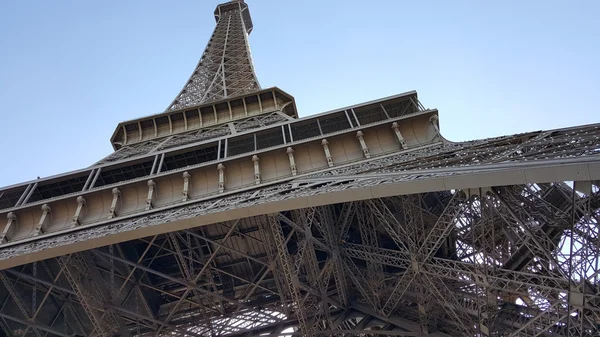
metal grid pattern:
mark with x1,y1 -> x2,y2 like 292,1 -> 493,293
233,112 -> 289,133
1,0 -> 599,335
26,175 -> 89,204
157,125 -> 231,152
291,120 -> 321,142
319,112 -> 351,134
256,128 -> 285,150
0,126 -> 599,336
95,160 -> 155,188
0,182 -> 598,336
94,141 -> 162,166
0,94 -> 423,210
2,123 -> 599,257
0,188 -> 27,211
227,134 -> 255,157
354,105 -> 387,126
166,1 -> 260,111
161,145 -> 219,172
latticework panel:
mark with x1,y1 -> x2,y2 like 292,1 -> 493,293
166,1 -> 260,111
1,123 -> 599,336
233,112 -> 289,132
0,182 -> 599,336
94,141 -> 161,165
2,0 -> 598,334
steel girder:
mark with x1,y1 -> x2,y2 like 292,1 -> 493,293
2,123 -> 599,267
0,122 -> 599,336
0,180 -> 598,336
2,0 -> 599,334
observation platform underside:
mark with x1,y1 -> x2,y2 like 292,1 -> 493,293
0,121 -> 599,336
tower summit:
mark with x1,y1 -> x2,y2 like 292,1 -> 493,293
167,0 -> 260,110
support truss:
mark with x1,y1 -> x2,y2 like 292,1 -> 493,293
0,181 -> 599,336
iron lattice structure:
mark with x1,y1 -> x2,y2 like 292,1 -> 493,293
166,0 -> 260,111
0,1 -> 599,337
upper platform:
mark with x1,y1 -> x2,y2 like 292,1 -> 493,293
110,87 -> 297,150
165,0 -> 261,111
0,90 -> 433,213
215,0 -> 253,33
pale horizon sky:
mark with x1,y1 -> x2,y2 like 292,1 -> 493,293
0,0 -> 598,188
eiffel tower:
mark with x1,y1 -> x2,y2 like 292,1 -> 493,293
1,1 -> 599,336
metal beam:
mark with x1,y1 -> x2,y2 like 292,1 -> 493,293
0,312 -> 72,337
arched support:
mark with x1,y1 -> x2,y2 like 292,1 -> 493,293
252,155 -> 261,185
391,122 -> 407,149
217,164 -> 225,193
146,180 -> 156,211
287,147 -> 297,176
182,171 -> 191,202
356,131 -> 370,159
321,139 -> 334,168
72,196 -> 86,227
108,188 -> 120,219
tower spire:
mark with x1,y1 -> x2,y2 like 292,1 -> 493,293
166,0 -> 260,111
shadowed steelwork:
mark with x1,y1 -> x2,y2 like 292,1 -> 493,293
0,1 -> 599,336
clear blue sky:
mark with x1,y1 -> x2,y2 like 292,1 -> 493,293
0,0 -> 598,188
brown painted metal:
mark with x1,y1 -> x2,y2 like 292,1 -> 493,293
0,1 -> 599,336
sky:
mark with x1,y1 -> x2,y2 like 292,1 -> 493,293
0,0 -> 598,188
